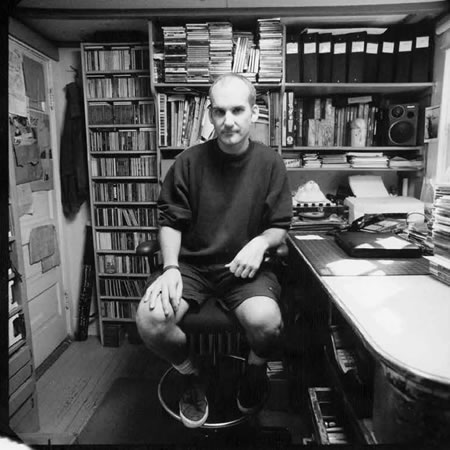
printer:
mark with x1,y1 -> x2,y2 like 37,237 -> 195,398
344,175 -> 425,223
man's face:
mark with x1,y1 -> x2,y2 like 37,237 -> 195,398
209,78 -> 259,153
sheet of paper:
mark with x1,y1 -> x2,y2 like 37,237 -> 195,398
349,175 -> 389,198
17,183 -> 33,216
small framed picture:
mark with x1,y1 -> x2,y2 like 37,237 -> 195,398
424,105 -> 440,142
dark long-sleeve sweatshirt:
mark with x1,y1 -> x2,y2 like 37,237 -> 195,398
158,139 -> 292,264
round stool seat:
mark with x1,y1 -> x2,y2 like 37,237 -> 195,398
158,355 -> 248,429
180,297 -> 240,333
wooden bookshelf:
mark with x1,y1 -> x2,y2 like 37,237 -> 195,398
81,42 -> 160,345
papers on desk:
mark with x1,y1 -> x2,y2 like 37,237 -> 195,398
349,175 -> 389,197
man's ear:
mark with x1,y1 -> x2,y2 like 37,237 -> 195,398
251,104 -> 259,123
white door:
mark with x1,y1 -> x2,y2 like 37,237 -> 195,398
9,38 -> 68,369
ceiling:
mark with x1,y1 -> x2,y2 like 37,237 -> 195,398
10,0 -> 450,46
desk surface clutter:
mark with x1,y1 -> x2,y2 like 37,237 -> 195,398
290,232 -> 430,276
288,232 -> 450,387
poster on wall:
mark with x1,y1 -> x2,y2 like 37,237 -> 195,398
8,47 -> 27,117
29,110 -> 54,191
10,115 -> 43,185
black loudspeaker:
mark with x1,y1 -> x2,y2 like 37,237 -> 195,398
385,103 -> 418,146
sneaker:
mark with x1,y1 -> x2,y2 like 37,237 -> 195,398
179,374 -> 209,428
237,364 -> 269,414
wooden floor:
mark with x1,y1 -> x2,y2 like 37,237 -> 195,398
16,336 -> 307,446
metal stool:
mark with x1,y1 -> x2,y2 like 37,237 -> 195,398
137,240 -> 286,429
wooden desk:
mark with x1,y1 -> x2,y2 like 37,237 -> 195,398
287,232 -> 450,445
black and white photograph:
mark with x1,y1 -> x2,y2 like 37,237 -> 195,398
3,1 -> 450,449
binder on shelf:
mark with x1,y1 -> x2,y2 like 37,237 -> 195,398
394,27 -> 414,82
377,30 -> 395,82
286,91 -> 295,147
363,34 -> 379,82
318,33 -> 332,83
331,34 -> 347,83
285,32 -> 301,82
347,31 -> 366,83
300,32 -> 318,83
411,29 -> 433,82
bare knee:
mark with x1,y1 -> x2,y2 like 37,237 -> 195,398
135,300 -> 174,342
236,297 -> 283,347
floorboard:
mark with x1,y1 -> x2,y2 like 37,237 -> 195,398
17,336 -> 308,446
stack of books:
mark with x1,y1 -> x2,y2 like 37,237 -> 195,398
186,23 -> 210,82
301,153 -> 322,168
257,18 -> 283,83
388,156 -> 423,169
209,22 -> 233,81
429,183 -> 450,285
321,154 -> 351,169
162,26 -> 187,82
347,151 -> 389,169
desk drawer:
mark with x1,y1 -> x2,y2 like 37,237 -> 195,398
9,377 -> 35,417
308,387 -> 352,445
9,345 -> 32,378
9,362 -> 32,396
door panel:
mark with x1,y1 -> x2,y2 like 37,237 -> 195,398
9,38 -> 68,369
27,285 -> 66,368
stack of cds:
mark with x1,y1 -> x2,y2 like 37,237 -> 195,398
257,18 -> 283,83
429,183 -> 450,285
162,26 -> 187,83
186,23 -> 210,82
209,22 -> 233,81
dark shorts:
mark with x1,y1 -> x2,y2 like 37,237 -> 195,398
144,261 -> 281,311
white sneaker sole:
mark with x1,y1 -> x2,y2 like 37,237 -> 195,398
179,403 -> 209,428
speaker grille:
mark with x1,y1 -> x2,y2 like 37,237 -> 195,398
389,121 -> 415,145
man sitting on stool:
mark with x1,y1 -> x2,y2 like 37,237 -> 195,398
136,73 -> 292,428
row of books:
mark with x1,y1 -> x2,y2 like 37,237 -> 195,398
95,231 -> 155,251
286,26 -> 433,83
88,101 -> 155,125
158,93 -> 215,147
84,45 -> 149,72
158,19 -> 283,83
99,278 -> 145,298
283,94 -> 379,147
98,254 -> 151,275
95,207 -> 158,228
158,91 -> 279,148
284,152 -> 422,169
93,182 -> 159,202
89,129 -> 156,152
100,301 -> 138,319
86,75 -> 151,99
90,156 -> 157,177
429,184 -> 450,286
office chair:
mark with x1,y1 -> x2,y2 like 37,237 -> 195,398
136,240 -> 288,429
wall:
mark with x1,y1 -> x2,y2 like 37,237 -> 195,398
52,48 -> 94,337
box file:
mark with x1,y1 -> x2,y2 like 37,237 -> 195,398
301,32 -> 319,83
347,32 -> 367,83
411,31 -> 433,82
394,28 -> 414,82
331,34 -> 347,83
377,30 -> 395,82
318,33 -> 332,83
285,32 -> 301,82
363,34 -> 379,82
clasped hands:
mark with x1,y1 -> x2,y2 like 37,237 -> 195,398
142,236 -> 268,316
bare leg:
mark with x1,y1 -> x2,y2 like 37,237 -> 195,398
233,295 -> 283,360
136,296 -> 191,365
